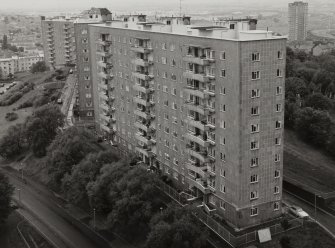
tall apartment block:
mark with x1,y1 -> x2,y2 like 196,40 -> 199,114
288,1 -> 308,41
88,18 -> 286,228
41,17 -> 75,69
74,8 -> 112,123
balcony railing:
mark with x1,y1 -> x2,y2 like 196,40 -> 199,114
133,96 -> 151,107
183,55 -> 214,66
97,61 -> 112,69
183,71 -> 211,83
132,72 -> 154,81
185,132 -> 211,147
187,176 -> 210,194
98,71 -> 113,80
135,133 -> 155,146
131,58 -> 153,67
96,50 -> 112,58
135,146 -> 155,158
134,109 -> 151,119
186,148 -> 210,163
96,39 -> 112,46
134,121 -> 149,132
133,84 -> 153,94
131,45 -> 153,54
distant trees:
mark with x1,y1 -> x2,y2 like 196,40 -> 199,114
305,93 -> 332,111
0,124 -> 25,159
2,35 -> 8,50
31,61 -> 49,73
0,172 -> 14,223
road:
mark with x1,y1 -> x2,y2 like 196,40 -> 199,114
283,190 -> 335,239
3,168 -> 102,248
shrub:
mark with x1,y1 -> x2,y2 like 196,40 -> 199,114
5,112 -> 18,121
281,218 -> 291,230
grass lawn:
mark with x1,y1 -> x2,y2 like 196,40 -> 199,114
284,129 -> 335,194
256,221 -> 335,248
0,71 -> 54,139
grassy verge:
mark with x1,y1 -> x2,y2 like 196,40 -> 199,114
255,221 -> 335,248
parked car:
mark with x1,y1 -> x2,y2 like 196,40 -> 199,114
289,206 -> 309,219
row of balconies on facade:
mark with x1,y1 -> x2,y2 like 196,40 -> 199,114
185,118 -> 215,132
183,55 -> 215,66
185,132 -> 215,148
185,100 -> 215,116
134,109 -> 155,120
184,86 -> 215,99
183,70 -> 215,83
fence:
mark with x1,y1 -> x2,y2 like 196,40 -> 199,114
157,180 -> 303,247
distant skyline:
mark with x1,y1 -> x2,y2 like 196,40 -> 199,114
0,0 -> 330,12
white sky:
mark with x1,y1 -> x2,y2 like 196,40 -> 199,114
0,0 -> 320,11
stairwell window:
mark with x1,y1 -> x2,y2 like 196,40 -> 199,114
251,89 -> 260,98
220,184 -> 226,193
251,52 -> 260,61
252,71 -> 260,80
220,51 -> 226,60
277,69 -> 283,77
250,141 -> 259,150
251,106 -> 259,116
250,174 -> 259,183
274,202 -> 280,211
250,207 -> 258,216
275,137 -> 281,145
251,124 -> 259,133
274,186 -> 280,194
275,120 -> 282,129
251,157 -> 259,167
250,191 -> 258,200
278,51 -> 283,59
276,104 -> 282,112
275,154 -> 280,162
220,201 -> 226,210
275,170 -> 280,178
276,86 -> 283,95
220,69 -> 226,78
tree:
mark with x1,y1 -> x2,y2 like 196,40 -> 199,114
285,102 -> 298,129
0,172 -> 14,223
295,107 -> 333,146
25,104 -> 64,157
305,93 -> 332,111
47,127 -> 101,190
285,77 -> 308,100
2,35 -> 8,50
146,205 -> 208,248
0,124 -> 26,159
296,67 -> 316,84
61,150 -> 119,205
31,61 -> 49,73
312,70 -> 333,94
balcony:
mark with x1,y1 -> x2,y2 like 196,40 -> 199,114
135,133 -> 154,146
183,55 -> 214,66
184,87 -> 207,99
134,121 -> 149,132
100,103 -> 109,111
99,93 -> 108,101
99,82 -> 108,91
132,72 -> 154,81
135,146 -> 155,158
131,46 -> 153,54
131,58 -> 153,67
97,61 -> 112,69
206,164 -> 216,176
100,114 -> 110,123
188,177 -> 210,194
186,148 -> 210,163
183,71 -> 211,83
133,97 -> 151,107
185,118 -> 209,132
100,124 -> 111,133
185,101 -> 209,116
133,84 -> 153,94
185,133 -> 210,147
134,109 -> 151,119
96,39 -> 112,46
98,71 -> 113,80
96,50 -> 112,58
186,162 -> 207,178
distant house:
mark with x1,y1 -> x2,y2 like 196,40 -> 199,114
312,43 -> 334,56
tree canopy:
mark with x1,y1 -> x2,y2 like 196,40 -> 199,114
0,172 -> 14,223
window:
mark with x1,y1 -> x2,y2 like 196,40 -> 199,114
220,184 -> 226,193
250,141 -> 259,150
276,86 -> 283,95
251,157 -> 259,167
220,104 -> 226,112
250,174 -> 259,183
252,52 -> 260,61
251,89 -> 260,98
220,201 -> 226,210
164,113 -> 169,120
220,69 -> 226,77
220,152 -> 226,161
171,59 -> 176,66
165,127 -> 170,134
172,102 -> 177,110
220,168 -> 225,177
162,43 -> 167,50
277,69 -> 283,77
83,57 -> 89,62
81,29 -> 88,35
220,120 -> 226,129
251,71 -> 260,80
172,117 -> 178,124
220,51 -> 226,60
165,139 -> 170,147
86,93 -> 92,98
83,49 -> 88,53
250,191 -> 258,200
251,107 -> 259,115
82,38 -> 88,43
84,67 -> 90,72
251,124 -> 259,133
220,137 -> 225,145
173,158 -> 179,165
209,195 -> 215,205
278,51 -> 283,59
170,43 -> 175,51
275,120 -> 282,129
163,86 -> 168,93
275,170 -> 280,178
274,186 -> 280,194
276,104 -> 282,112
220,87 -> 226,95
275,154 -> 280,162
274,202 -> 280,211
172,88 -> 177,95
161,57 -> 167,64
171,74 -> 177,81
250,207 -> 258,216
275,137 -> 281,145
163,72 -> 168,78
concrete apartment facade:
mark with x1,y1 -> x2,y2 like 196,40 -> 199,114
288,1 -> 308,41
88,19 -> 286,228
0,54 -> 44,79
74,8 -> 112,123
